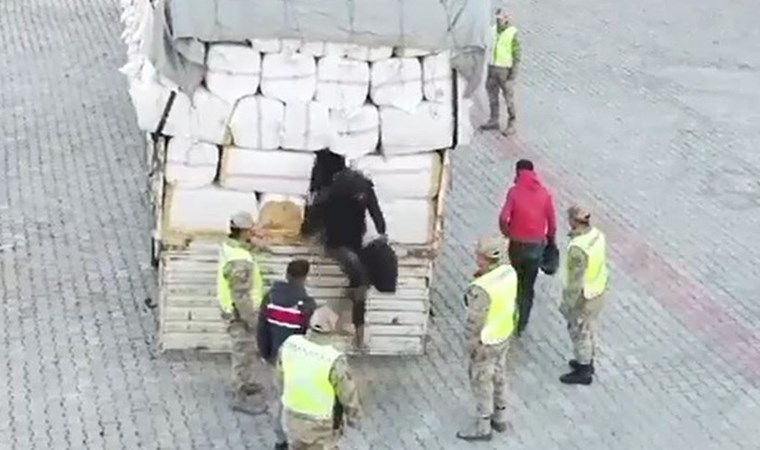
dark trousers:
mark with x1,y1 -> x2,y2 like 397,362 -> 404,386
508,240 -> 545,333
327,246 -> 369,326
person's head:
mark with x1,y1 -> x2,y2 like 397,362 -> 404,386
496,9 -> 511,28
308,306 -> 338,334
229,211 -> 256,242
286,259 -> 310,284
311,150 -> 347,193
515,159 -> 534,174
331,168 -> 371,203
475,235 -> 505,272
567,205 -> 592,231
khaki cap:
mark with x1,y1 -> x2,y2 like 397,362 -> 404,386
568,205 -> 591,223
477,235 -> 505,260
230,211 -> 255,229
309,306 -> 338,334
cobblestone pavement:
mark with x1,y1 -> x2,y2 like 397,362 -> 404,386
2,0 -> 760,449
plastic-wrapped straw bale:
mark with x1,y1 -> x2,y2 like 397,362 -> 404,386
165,137 -> 219,188
316,56 -> 370,110
329,105 -> 379,159
422,52 -> 453,103
261,52 -> 317,103
354,152 -> 442,199
190,88 -> 234,145
370,58 -> 423,112
379,101 -> 454,155
220,147 -> 315,195
164,185 -> 258,235
281,101 -> 333,151
229,95 -> 285,150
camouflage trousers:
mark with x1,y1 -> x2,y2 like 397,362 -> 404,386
485,65 -> 516,122
560,294 -> 605,365
228,320 -> 257,398
284,410 -> 338,450
469,339 -> 510,416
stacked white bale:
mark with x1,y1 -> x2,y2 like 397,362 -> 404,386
164,185 -> 259,235
165,137 -> 219,188
220,147 -> 315,195
205,44 -> 261,104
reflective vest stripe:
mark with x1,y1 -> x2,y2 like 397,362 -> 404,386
471,264 -> 518,345
491,25 -> 518,68
281,335 -> 342,419
266,304 -> 303,329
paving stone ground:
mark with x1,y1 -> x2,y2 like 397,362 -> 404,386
2,0 -> 760,449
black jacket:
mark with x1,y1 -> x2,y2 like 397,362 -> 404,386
256,280 -> 317,364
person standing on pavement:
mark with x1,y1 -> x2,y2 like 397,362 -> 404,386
559,206 -> 608,385
257,259 -> 318,450
217,211 -> 269,415
277,306 -> 362,450
457,236 -> 518,442
498,159 -> 557,336
480,9 -> 521,136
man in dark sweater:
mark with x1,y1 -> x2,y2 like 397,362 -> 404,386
257,259 -> 317,450
302,158 -> 387,351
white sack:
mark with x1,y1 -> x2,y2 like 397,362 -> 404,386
190,88 -> 233,145
422,52 -> 453,103
229,96 -> 285,150
128,78 -> 192,137
299,41 -> 327,57
329,106 -> 379,159
206,44 -> 261,74
394,47 -> 431,57
281,102 -> 333,151
355,152 -> 442,199
252,39 -> 281,53
165,137 -> 219,188
165,185 -> 258,235
261,53 -> 317,103
205,71 -> 260,105
316,57 -> 370,110
257,194 -> 306,239
365,198 -> 436,245
380,102 -> 454,155
220,148 -> 315,195
370,58 -> 423,112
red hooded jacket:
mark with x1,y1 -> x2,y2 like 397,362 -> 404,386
499,170 -> 557,242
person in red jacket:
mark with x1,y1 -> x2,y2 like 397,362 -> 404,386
498,159 -> 557,335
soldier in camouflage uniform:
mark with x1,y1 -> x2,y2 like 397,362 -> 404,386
218,211 -> 270,415
559,206 -> 608,385
276,306 -> 362,450
457,236 -> 519,442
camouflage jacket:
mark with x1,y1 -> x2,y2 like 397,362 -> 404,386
223,238 -> 258,327
275,332 -> 362,426
463,263 -> 502,351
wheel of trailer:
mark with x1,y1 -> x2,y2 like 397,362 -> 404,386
151,237 -> 161,268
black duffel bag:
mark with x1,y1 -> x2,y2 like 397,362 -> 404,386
359,238 -> 398,293
540,239 -> 560,275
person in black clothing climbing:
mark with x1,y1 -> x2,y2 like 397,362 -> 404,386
301,150 -> 387,351
256,259 -> 317,450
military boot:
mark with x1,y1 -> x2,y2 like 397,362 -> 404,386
456,416 -> 492,442
491,406 -> 511,433
568,359 -> 595,375
231,391 -> 268,416
560,364 -> 593,385
502,119 -> 517,136
479,118 -> 499,131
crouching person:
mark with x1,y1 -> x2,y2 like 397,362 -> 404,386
277,306 -> 362,450
218,211 -> 269,415
258,259 -> 317,450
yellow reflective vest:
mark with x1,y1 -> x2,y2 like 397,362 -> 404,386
217,240 -> 264,315
491,25 -> 518,68
280,335 -> 342,419
471,264 -> 518,345
561,227 -> 608,299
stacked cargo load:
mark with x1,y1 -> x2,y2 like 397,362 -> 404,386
119,0 -> 487,355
